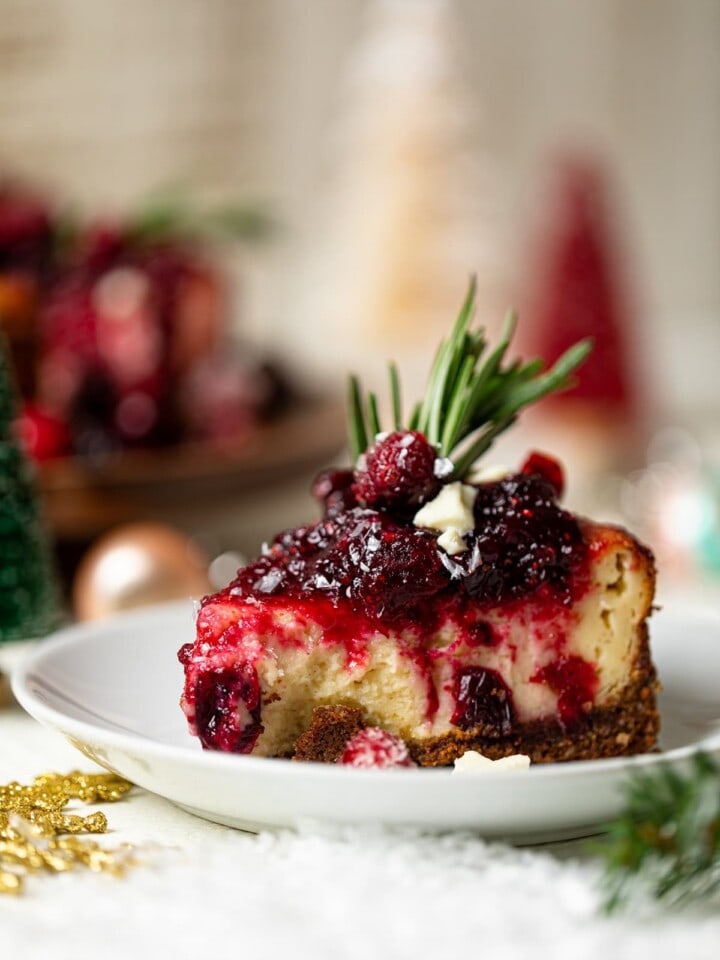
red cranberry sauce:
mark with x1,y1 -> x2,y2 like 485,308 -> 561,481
464,472 -> 585,606
225,507 -> 451,626
193,664 -> 263,753
225,470 -> 587,624
532,655 -> 599,726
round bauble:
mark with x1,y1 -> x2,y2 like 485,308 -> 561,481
73,522 -> 212,621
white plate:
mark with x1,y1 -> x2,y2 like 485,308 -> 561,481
11,601 -> 720,843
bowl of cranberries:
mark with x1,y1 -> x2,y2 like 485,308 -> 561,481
1,183 -> 344,537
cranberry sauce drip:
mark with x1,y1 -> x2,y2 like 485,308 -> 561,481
532,655 -> 599,726
193,663 -> 263,753
220,467 -> 586,625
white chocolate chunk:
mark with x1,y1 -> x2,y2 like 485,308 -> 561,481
413,481 -> 477,555
452,750 -> 531,773
437,530 -> 467,555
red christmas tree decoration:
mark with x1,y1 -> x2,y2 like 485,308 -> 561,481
527,157 -> 640,420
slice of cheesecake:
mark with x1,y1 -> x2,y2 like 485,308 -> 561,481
178,282 -> 659,766
179,466 -> 658,765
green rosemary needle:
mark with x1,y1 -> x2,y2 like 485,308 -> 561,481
347,276 -> 592,470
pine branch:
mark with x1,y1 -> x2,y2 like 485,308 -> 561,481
127,197 -> 276,245
596,752 -> 720,914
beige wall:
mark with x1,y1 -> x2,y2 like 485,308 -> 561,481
0,0 -> 718,416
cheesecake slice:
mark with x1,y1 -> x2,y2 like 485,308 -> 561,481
178,282 -> 659,766
179,465 -> 658,765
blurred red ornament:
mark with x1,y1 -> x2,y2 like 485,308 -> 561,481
15,402 -> 70,461
0,183 -> 55,397
0,187 -> 290,464
0,184 -> 53,274
527,157 -> 639,417
36,223 -> 224,451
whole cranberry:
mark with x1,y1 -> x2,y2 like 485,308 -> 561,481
312,468 -> 356,516
451,666 -> 515,735
339,727 -> 416,769
353,430 -> 440,512
520,451 -> 565,499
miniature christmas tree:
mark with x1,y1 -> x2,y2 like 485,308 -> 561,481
510,154 -> 649,509
526,156 -> 640,420
290,0 -> 508,397
0,333 -> 61,641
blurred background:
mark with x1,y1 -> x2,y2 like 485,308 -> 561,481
0,0 -> 718,620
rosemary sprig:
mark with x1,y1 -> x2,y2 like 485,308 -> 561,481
347,277 -> 592,472
597,752 -> 720,914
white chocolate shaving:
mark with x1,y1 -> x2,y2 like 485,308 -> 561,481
452,751 -> 531,773
413,481 -> 476,555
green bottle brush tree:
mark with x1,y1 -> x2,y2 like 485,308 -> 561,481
0,334 -> 62,642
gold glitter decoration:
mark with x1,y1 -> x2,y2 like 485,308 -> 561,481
0,770 -> 136,895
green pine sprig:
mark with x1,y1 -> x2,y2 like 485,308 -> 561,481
127,197 -> 276,245
596,752 -> 720,914
347,276 -> 592,474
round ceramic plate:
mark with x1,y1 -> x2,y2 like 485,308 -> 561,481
11,601 -> 720,843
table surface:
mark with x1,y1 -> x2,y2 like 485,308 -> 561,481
2,698 -> 720,960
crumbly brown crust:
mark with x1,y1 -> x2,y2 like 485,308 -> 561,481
293,705 -> 366,762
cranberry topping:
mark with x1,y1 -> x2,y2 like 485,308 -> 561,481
521,451 -> 565,499
346,521 -> 449,620
533,655 -> 599,726
353,430 -> 440,512
451,666 -> 515,734
339,727 -> 416,768
177,642 -> 194,665
229,507 -> 449,624
312,468 -> 357,517
462,473 -> 584,606
193,665 -> 263,753
219,468 -> 586,626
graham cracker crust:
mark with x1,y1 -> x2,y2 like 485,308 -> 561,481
293,705 -> 365,763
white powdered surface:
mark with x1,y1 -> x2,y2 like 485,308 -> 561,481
1,709 -> 719,960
